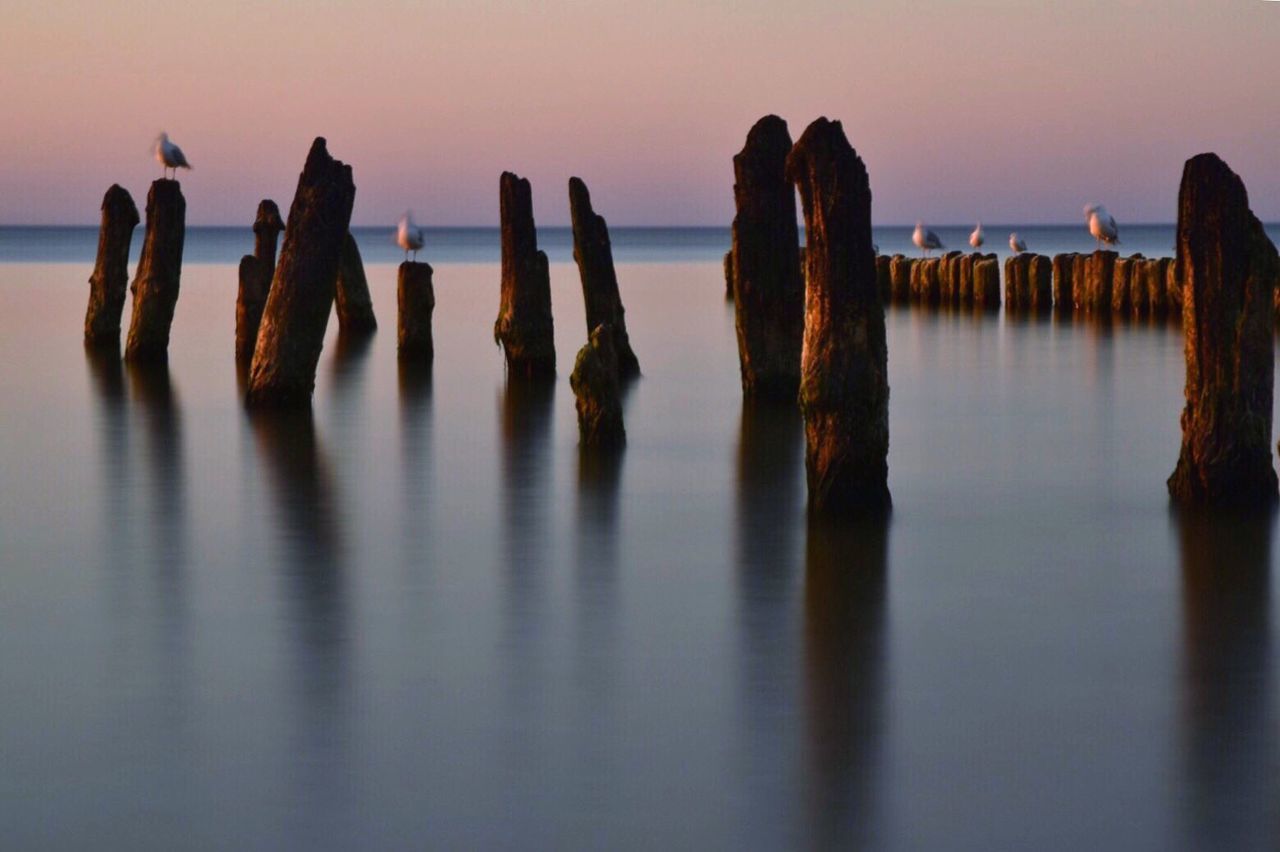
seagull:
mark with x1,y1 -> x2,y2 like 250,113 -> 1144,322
913,221 -> 944,256
1084,203 -> 1120,249
969,223 -> 985,249
397,212 -> 425,261
1009,232 -> 1027,254
153,132 -> 191,180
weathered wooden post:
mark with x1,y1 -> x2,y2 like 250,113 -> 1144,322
84,185 -> 140,347
1004,254 -> 1029,310
246,138 -> 356,407
124,179 -> 186,362
889,255 -> 914,304
974,256 -> 1001,311
1083,250 -> 1117,314
728,116 -> 804,399
1168,153 -> 1278,505
235,200 -> 284,364
397,261 -> 435,361
912,258 -> 940,305
569,176 -> 640,380
1026,255 -> 1052,312
335,232 -> 377,335
1052,253 -> 1077,313
723,250 -> 735,301
1112,254 -> 1144,315
570,324 -> 625,448
1146,258 -> 1172,317
876,255 -> 892,304
494,171 -> 555,379
786,117 -> 890,514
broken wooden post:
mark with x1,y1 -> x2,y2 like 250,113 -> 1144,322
494,171 -> 555,379
729,116 -> 804,399
1168,153 -> 1278,506
335,232 -> 378,335
397,260 -> 435,361
124,179 -> 186,362
1052,253 -> 1078,313
569,176 -> 640,380
570,324 -> 625,448
235,200 -> 284,365
889,255 -> 914,304
246,138 -> 356,407
84,184 -> 140,347
786,117 -> 890,514
1028,254 -> 1052,312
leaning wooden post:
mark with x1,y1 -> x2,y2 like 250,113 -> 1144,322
786,117 -> 890,514
1168,153 -> 1278,506
570,324 -> 625,448
569,176 -> 640,379
397,261 -> 435,361
728,116 -> 804,399
246,138 -> 356,407
84,185 -> 140,347
335,232 -> 378,335
235,200 -> 284,364
124,179 -> 186,362
494,171 -> 555,379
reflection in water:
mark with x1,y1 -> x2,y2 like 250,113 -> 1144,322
126,361 -> 187,588
331,331 -> 375,396
574,444 -> 624,717
803,516 -> 889,850
85,345 -> 127,572
1175,510 -> 1277,848
399,358 -> 433,571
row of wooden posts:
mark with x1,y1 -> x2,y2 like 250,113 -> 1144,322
83,123 -> 1279,515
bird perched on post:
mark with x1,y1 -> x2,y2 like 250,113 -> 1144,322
1009,233 -> 1027,254
1084,203 -> 1120,249
969,223 -> 984,249
397,212 -> 425,261
913,221 -> 944,256
153,132 -> 191,180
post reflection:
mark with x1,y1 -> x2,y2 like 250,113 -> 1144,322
331,331 -> 375,397
248,409 -> 346,705
573,443 -> 624,713
399,358 -> 433,570
802,516 -> 889,850
85,345 -> 127,570
126,360 -> 187,589
1175,509 -> 1276,848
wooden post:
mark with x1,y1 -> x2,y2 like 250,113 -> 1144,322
494,171 -> 555,379
84,185 -> 140,347
246,138 -> 356,407
397,261 -> 435,361
570,324 -> 625,448
235,200 -> 284,365
335,232 -> 378,335
124,179 -> 185,362
569,176 -> 640,380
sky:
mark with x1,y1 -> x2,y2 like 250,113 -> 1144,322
1,0 -> 1277,226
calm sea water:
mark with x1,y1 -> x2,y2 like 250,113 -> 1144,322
1,226 -> 1278,850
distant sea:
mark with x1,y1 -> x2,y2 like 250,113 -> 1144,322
8,223 -> 1268,266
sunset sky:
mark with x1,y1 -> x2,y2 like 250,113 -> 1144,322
2,0 -> 1277,226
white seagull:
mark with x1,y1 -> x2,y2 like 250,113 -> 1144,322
1009,232 -> 1027,254
913,221 -> 944,256
397,212 -> 425,261
969,223 -> 985,249
1084,203 -> 1120,249
153,132 -> 191,180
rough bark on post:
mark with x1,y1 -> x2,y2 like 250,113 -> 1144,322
569,176 -> 640,380
335,232 -> 377,335
1168,153 -> 1278,506
246,138 -> 356,408
84,184 -> 140,347
1028,255 -> 1052,312
1112,255 -> 1144,315
235,200 -> 284,365
494,171 -> 555,379
729,116 -> 804,399
1052,253 -> 1077,313
397,260 -> 435,361
786,118 -> 890,514
570,324 -> 625,448
889,255 -> 914,304
124,179 -> 186,362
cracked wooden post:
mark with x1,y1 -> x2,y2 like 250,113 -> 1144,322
728,116 -> 803,399
494,171 -> 555,379
570,324 -> 625,448
397,261 -> 435,362
246,138 -> 356,408
1168,153 -> 1278,506
335,232 -> 377,335
235,200 -> 284,365
84,185 -> 140,347
1027,255 -> 1052,312
124,179 -> 186,362
786,117 -> 890,514
569,176 -> 640,380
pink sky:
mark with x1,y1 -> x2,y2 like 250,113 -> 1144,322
1,0 -> 1277,226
